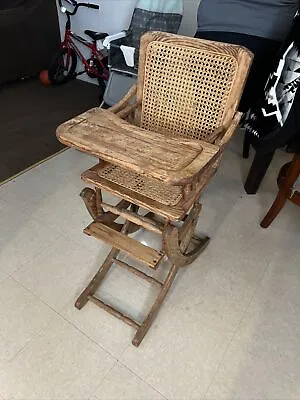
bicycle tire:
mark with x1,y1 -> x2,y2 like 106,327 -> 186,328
48,48 -> 77,84
98,78 -> 107,104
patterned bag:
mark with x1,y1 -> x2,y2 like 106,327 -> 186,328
243,12 -> 300,152
129,0 -> 183,49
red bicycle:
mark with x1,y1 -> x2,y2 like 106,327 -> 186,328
49,0 -> 109,93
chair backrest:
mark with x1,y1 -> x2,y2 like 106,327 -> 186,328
129,0 -> 183,49
136,32 -> 252,142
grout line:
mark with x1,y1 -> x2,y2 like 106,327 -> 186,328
117,359 -> 168,399
10,274 -> 121,362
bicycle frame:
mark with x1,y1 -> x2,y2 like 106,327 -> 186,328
61,28 -> 109,80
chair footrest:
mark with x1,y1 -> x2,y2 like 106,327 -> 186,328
84,222 -> 163,269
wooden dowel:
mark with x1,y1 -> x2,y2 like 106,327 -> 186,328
102,202 -> 163,234
88,295 -> 140,330
95,188 -> 103,214
113,258 -> 163,287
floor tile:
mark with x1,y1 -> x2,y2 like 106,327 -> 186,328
232,286 -> 300,363
168,199 -> 270,338
170,264 -> 255,340
0,213 -> 64,275
62,299 -> 132,360
93,363 -> 164,400
0,166 -> 65,213
0,315 -> 115,400
259,235 -> 300,308
29,178 -> 105,252
12,239 -> 105,312
34,149 -> 94,185
204,343 -> 300,400
0,278 -> 56,363
120,302 -> 229,400
204,269 -> 300,400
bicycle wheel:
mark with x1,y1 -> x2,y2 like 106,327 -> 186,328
48,48 -> 77,84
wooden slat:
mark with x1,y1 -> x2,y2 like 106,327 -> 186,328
84,221 -> 163,269
101,202 -> 163,234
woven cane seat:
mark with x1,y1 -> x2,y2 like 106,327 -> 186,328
81,161 -> 219,220
98,163 -> 182,206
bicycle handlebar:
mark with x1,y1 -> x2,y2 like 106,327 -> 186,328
58,0 -> 99,14
87,3 -> 99,9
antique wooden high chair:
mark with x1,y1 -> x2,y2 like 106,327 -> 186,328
57,32 -> 252,346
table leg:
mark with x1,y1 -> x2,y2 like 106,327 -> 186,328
244,150 -> 275,194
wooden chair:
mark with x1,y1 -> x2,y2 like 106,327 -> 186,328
261,153 -> 300,228
56,32 -> 252,347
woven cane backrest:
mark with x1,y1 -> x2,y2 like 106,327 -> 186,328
136,32 -> 252,141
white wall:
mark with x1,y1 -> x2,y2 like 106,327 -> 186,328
57,0 -> 200,83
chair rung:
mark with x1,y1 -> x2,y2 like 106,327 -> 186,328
113,258 -> 163,287
84,221 -> 163,269
88,295 -> 140,330
102,202 -> 163,235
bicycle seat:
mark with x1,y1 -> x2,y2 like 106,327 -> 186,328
85,30 -> 108,41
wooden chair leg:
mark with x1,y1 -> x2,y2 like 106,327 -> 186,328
132,263 -> 179,347
75,246 -> 119,309
261,154 -> 300,228
75,201 -> 211,346
75,220 -> 131,309
260,192 -> 289,228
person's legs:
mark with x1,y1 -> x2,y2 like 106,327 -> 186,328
195,31 -> 281,112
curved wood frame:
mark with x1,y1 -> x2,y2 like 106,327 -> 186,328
261,154 -> 300,228
80,187 -> 140,233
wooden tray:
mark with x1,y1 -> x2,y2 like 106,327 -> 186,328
57,108 -> 220,185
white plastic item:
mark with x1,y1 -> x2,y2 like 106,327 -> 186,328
103,31 -> 127,49
96,40 -> 105,50
120,45 -> 135,67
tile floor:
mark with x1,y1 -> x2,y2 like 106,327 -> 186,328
0,133 -> 299,399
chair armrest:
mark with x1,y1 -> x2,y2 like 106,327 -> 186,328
215,112 -> 242,148
168,112 -> 242,185
109,84 -> 137,114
